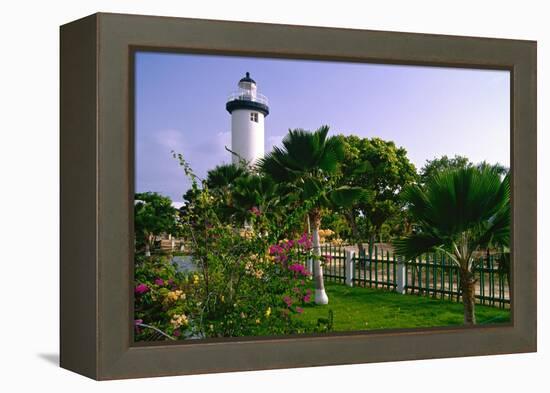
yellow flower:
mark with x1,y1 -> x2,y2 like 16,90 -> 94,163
220,295 -> 225,303
265,307 -> 271,318
170,314 -> 188,328
165,289 -> 185,303
255,319 -> 261,324
192,275 -> 200,285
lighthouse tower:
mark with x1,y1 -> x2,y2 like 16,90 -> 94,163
226,72 -> 269,165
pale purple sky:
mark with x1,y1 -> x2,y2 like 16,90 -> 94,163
135,51 -> 510,203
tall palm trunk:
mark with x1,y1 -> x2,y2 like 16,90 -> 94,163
310,208 -> 328,304
459,268 -> 476,325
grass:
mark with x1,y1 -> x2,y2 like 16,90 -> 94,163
298,283 -> 510,331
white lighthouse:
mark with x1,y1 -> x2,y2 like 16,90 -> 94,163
226,72 -> 269,165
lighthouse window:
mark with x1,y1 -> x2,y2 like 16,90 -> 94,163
250,112 -> 259,123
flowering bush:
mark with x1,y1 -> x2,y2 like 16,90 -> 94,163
134,198 -> 320,340
134,255 -> 199,340
133,155 -> 332,341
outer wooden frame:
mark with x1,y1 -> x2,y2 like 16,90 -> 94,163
60,12 -> 537,380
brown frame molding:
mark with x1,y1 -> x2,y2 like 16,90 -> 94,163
60,12 -> 537,380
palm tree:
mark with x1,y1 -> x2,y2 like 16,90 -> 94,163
204,163 -> 248,222
231,174 -> 282,226
259,126 -> 363,304
206,163 -> 247,197
393,167 -> 510,325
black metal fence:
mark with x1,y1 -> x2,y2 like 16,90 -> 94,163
304,244 -> 510,309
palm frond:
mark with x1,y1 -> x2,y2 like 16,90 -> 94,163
393,231 -> 443,261
398,167 -> 510,262
329,186 -> 365,209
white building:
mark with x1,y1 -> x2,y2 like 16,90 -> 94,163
226,72 -> 269,165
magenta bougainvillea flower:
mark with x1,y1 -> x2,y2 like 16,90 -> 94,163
283,295 -> 293,307
134,283 -> 150,295
154,278 -> 165,286
288,263 -> 311,276
296,307 -> 304,314
134,319 -> 143,326
297,233 -> 313,249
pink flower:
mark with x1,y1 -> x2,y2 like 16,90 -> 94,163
173,329 -> 181,337
296,307 -> 304,314
154,278 -> 165,286
283,296 -> 293,307
303,294 -> 311,303
297,233 -> 312,249
134,283 -> 149,295
250,206 -> 261,216
134,319 -> 143,334
288,263 -> 310,276
323,254 -> 332,261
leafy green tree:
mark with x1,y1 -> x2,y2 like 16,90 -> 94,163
393,167 -> 510,325
421,155 -> 509,185
260,126 -> 364,304
419,155 -> 471,184
476,161 -> 508,177
337,135 -> 417,250
135,192 -> 178,256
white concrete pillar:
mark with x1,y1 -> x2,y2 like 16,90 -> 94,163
345,250 -> 355,287
396,257 -> 407,294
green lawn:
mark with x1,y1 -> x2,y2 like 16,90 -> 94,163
298,283 -> 510,331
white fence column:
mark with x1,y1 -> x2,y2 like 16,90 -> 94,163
396,257 -> 406,294
345,250 -> 355,287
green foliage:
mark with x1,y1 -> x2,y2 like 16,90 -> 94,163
392,166 -> 511,326
420,155 -> 471,184
393,166 -> 510,266
259,126 -> 343,180
231,174 -> 282,226
134,192 -> 178,253
134,153 -> 321,340
259,126 -> 365,301
259,126 -> 364,221
206,163 -> 247,190
336,135 -> 418,244
420,155 -> 508,185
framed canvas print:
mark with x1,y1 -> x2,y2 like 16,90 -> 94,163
60,13 -> 537,380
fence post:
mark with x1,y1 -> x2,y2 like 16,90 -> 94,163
345,250 -> 355,287
396,257 -> 406,294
